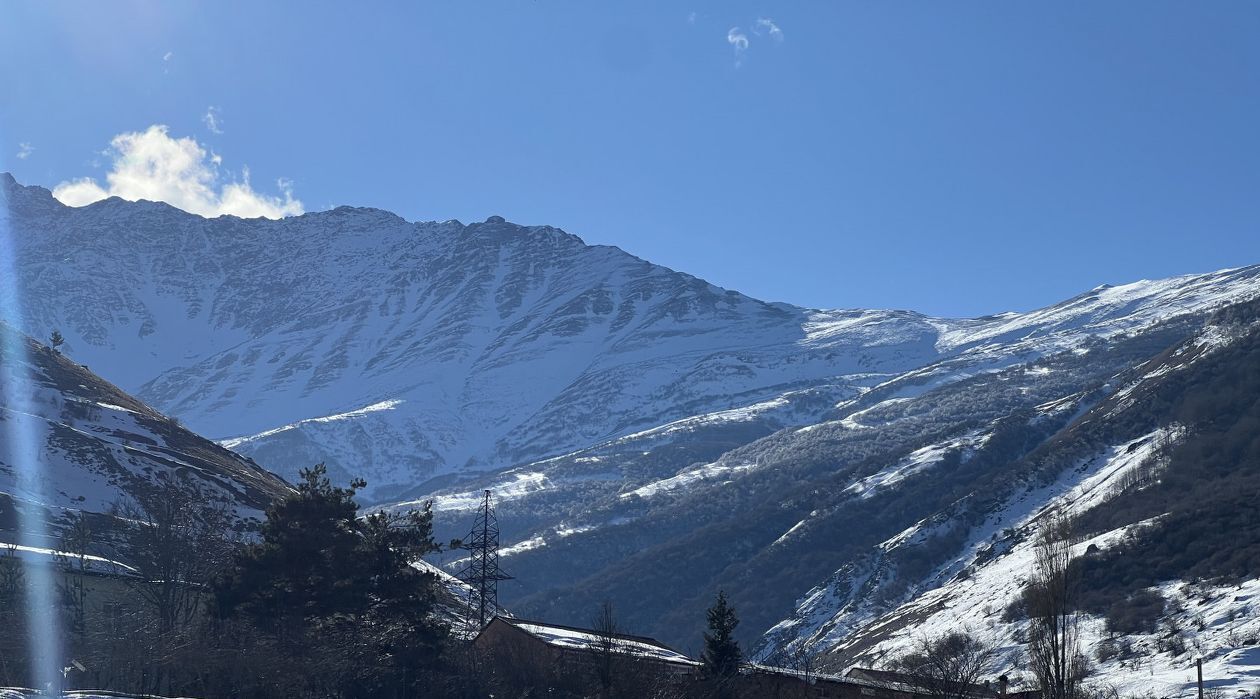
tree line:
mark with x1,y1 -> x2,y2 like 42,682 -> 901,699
0,463 -> 757,699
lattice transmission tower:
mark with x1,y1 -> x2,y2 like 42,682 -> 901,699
456,489 -> 512,632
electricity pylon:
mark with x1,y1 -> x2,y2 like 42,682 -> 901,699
456,490 -> 512,632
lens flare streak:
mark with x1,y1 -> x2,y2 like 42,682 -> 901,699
1,168 -> 64,691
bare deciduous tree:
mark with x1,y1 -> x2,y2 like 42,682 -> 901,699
111,475 -> 236,635
1025,511 -> 1091,699
0,544 -> 26,685
58,511 -> 93,639
889,630 -> 998,699
592,599 -> 626,693
765,642 -> 821,684
0,543 -> 23,615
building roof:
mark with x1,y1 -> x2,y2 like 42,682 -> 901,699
486,616 -> 699,666
0,541 -> 137,577
845,667 -> 1016,697
742,662 -> 889,689
845,667 -> 920,685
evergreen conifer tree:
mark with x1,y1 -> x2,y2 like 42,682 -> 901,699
213,463 -> 448,694
214,463 -> 367,633
702,590 -> 743,678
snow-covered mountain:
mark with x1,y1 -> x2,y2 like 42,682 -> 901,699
7,171 -> 1260,690
4,173 -> 954,502
754,300 -> 1260,693
7,171 -> 1258,504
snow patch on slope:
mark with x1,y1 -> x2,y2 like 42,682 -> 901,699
761,427 -> 1177,663
844,429 -> 991,500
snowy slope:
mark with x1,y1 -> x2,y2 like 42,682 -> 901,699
0,322 -> 291,551
3,174 -> 947,502
9,172 -> 1260,507
759,314 -> 1260,694
8,172 -> 1260,673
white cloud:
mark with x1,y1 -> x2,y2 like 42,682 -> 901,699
203,106 -> 224,134
727,27 -> 749,65
16,143 -> 34,160
163,51 -> 173,62
754,17 -> 784,42
688,11 -> 697,25
725,18 -> 784,66
52,125 -> 303,219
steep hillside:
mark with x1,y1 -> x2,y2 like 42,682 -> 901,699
760,297 -> 1260,694
426,286 -> 1260,657
496,313 -> 1201,647
0,322 -> 291,553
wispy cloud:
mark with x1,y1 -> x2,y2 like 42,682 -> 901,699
52,125 -> 303,219
16,143 -> 34,160
162,51 -> 173,74
203,106 -> 224,134
754,17 -> 784,42
726,17 -> 784,67
727,27 -> 750,66
688,11 -> 697,25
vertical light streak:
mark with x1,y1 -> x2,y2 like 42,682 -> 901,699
0,168 -> 64,691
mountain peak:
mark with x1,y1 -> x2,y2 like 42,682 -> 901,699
0,171 -> 62,213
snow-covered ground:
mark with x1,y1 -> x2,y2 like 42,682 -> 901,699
621,459 -> 758,501
7,174 -> 1260,687
843,429 -> 991,500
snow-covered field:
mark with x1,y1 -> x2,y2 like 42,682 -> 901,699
1,542 -> 135,575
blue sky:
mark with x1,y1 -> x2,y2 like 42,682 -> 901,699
1,2 -> 1257,317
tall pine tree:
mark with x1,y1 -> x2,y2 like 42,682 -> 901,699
702,590 -> 743,677
213,463 -> 367,635
213,463 -> 448,695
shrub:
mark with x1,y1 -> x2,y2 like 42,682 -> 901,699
1105,589 -> 1166,635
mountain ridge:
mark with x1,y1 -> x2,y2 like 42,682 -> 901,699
7,172 -> 1260,690
3,172 -> 949,500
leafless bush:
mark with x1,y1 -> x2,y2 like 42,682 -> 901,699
888,629 -> 998,699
